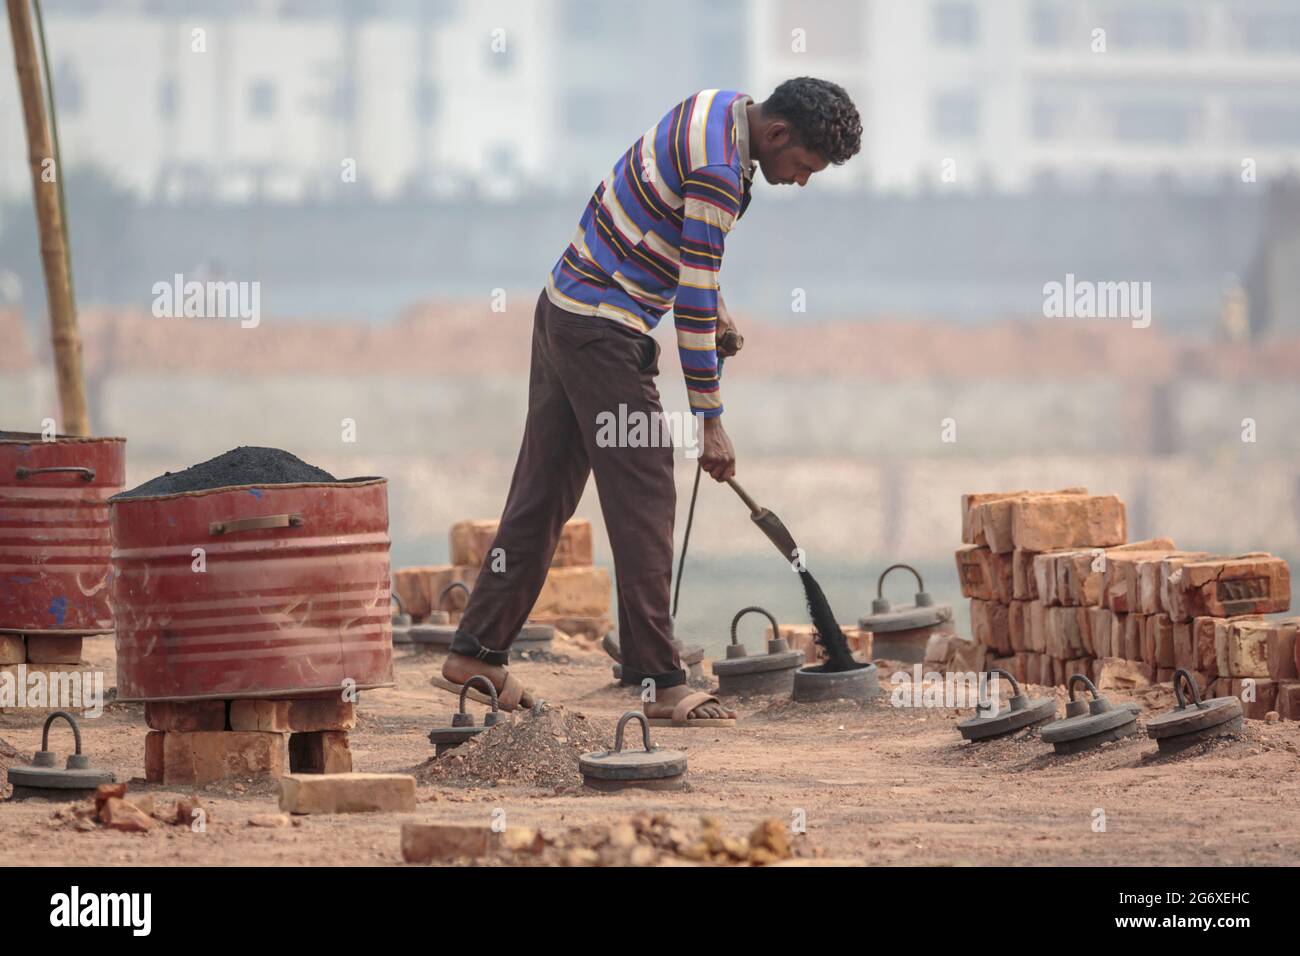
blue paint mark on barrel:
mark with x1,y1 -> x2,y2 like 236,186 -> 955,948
48,596 -> 68,626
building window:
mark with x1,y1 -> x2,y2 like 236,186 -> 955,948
933,91 -> 979,140
566,91 -> 618,135
1110,102 -> 1196,143
248,79 -> 277,118
486,39 -> 515,72
414,80 -> 437,125
328,78 -> 356,122
488,144 -> 517,176
932,1 -> 977,47
53,60 -> 83,116
773,0 -> 864,56
1109,7 -> 1191,51
563,0 -> 613,34
158,76 -> 178,120
1238,12 -> 1300,52
1237,103 -> 1300,144
1030,98 -> 1070,141
1029,0 -> 1065,47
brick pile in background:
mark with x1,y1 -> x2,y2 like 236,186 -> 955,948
393,518 -> 612,642
943,488 -> 1299,719
765,623 -> 873,665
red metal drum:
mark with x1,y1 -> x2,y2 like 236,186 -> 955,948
0,433 -> 126,635
110,478 -> 395,701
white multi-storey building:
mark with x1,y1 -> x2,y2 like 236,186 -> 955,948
2,0 -> 1299,201
749,0 -> 1300,192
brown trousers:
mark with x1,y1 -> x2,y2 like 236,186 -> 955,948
450,290 -> 685,688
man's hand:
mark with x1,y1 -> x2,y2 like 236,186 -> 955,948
716,296 -> 743,358
699,416 -> 736,482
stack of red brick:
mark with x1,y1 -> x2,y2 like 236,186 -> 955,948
144,698 -> 357,785
953,489 -> 1299,719
394,518 -> 612,641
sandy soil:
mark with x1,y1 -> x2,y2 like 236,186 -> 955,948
1,633 -> 1297,866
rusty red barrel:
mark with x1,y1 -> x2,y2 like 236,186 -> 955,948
110,478 -> 395,701
0,433 -> 126,635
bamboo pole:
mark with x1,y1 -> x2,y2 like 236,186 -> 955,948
6,0 -> 89,435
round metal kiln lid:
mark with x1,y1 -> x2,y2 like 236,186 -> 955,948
858,563 -> 952,632
712,606 -> 804,676
1145,669 -> 1244,739
580,712 -> 686,782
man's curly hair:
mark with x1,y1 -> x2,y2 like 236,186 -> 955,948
764,77 -> 863,165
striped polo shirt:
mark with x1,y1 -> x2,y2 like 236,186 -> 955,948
547,89 -> 755,418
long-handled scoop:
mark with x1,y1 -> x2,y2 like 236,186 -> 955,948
725,478 -> 860,672
725,478 -> 800,561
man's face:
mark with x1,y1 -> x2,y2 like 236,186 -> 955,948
755,122 -> 830,187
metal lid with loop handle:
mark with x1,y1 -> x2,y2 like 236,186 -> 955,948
711,605 -> 805,697
579,711 -> 688,791
858,564 -> 953,664
428,675 -> 502,756
1145,667 -> 1243,754
512,621 -> 556,659
7,711 -> 116,799
1041,674 -> 1141,755
955,668 -> 1057,741
411,581 -> 471,646
390,589 -> 412,644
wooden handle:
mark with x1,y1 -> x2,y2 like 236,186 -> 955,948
725,478 -> 761,515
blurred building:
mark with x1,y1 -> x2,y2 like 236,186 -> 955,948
3,0 -> 1300,201
750,0 -> 1300,192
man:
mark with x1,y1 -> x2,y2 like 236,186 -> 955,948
440,78 -> 862,722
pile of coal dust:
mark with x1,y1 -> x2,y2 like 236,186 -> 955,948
414,705 -> 609,789
114,446 -> 337,499
798,569 -> 867,672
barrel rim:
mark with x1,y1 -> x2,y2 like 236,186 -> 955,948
115,679 -> 396,703
109,475 -> 387,505
0,433 -> 127,444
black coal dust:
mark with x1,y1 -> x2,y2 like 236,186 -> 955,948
798,568 -> 864,672
113,446 -> 338,499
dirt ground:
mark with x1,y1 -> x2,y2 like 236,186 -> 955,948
2,633 -> 1298,866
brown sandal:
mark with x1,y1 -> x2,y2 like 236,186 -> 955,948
430,672 -> 532,711
646,691 -> 737,728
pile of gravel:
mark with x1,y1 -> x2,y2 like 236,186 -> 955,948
414,705 -> 609,789
114,446 -> 337,499
0,737 -> 21,799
